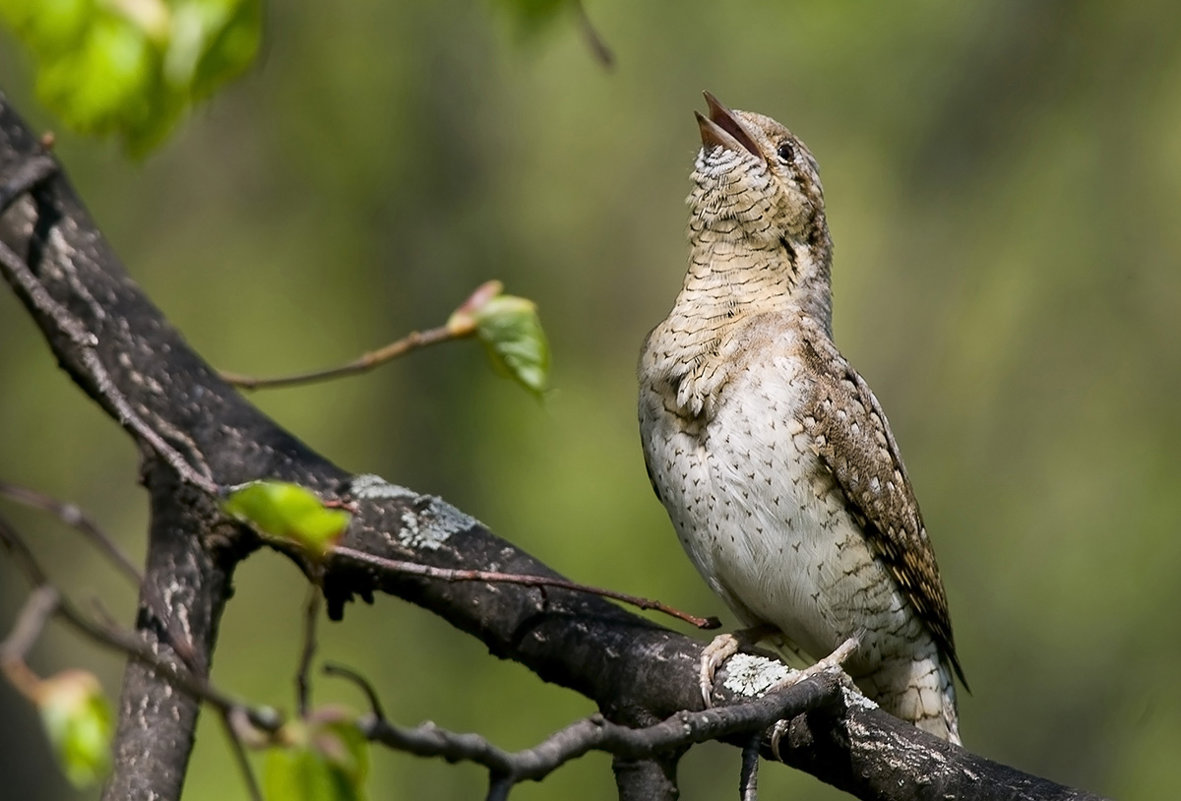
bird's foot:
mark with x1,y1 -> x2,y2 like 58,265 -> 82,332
699,633 -> 739,707
699,624 -> 781,707
768,635 -> 860,759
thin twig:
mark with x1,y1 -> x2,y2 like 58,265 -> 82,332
221,325 -> 465,390
296,579 -> 322,717
0,480 -> 142,584
0,585 -> 61,698
0,512 -> 50,585
89,594 -> 198,674
574,1 -> 614,69
331,545 -> 720,630
219,710 -> 264,801
322,663 -> 387,721
0,584 -> 60,663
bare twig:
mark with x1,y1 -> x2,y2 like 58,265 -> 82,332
0,481 -> 142,584
296,581 -> 322,717
221,325 -> 465,390
0,584 -> 60,663
0,511 -> 49,585
361,669 -> 842,795
574,1 -> 614,68
331,544 -> 720,630
0,585 -> 61,698
322,663 -> 387,721
218,711 -> 264,801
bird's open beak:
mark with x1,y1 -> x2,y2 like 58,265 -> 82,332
696,91 -> 761,158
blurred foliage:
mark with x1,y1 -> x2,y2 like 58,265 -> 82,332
34,670 -> 113,788
264,709 -> 368,801
2,1 -> 1181,800
0,0 -> 260,153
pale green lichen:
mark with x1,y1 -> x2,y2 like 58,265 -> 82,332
349,474 -> 479,551
721,653 -> 796,697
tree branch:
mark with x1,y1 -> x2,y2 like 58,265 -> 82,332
359,667 -> 839,792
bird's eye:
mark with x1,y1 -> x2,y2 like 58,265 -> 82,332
776,142 -> 795,164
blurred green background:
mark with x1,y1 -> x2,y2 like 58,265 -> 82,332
3,1 -> 1181,798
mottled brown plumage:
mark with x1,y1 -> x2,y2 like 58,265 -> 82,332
797,324 -> 965,686
638,93 -> 964,741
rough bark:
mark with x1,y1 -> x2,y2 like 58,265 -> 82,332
104,469 -> 246,801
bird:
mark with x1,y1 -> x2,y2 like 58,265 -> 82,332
637,92 -> 965,743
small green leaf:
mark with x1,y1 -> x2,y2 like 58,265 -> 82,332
265,710 -> 368,801
448,281 -> 550,397
35,670 -> 113,788
474,294 -> 551,396
223,481 -> 351,557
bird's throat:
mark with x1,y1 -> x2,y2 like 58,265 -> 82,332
675,231 -> 829,332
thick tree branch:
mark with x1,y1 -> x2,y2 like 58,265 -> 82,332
102,468 -> 241,801
0,91 -> 1106,801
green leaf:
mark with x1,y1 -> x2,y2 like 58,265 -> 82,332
35,670 -> 113,788
223,481 -> 351,557
0,0 -> 261,153
474,294 -> 551,396
447,281 -> 551,397
167,0 -> 261,100
35,12 -> 158,141
0,0 -> 90,55
265,711 -> 369,801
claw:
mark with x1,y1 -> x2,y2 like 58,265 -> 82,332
698,633 -> 741,706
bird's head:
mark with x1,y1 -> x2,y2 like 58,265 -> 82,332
690,92 -> 829,253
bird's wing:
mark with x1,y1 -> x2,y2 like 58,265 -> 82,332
797,333 -> 966,685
